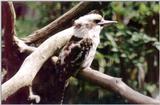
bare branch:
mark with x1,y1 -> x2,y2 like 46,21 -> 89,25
3,1 -> 16,36
2,1 -> 15,48
78,68 -> 160,104
2,2 -> 22,81
2,27 -> 74,101
22,2 -> 106,44
14,36 -> 37,53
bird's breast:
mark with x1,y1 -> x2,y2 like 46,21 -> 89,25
82,34 -> 100,68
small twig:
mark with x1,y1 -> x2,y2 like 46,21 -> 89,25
14,36 -> 36,53
28,85 -> 41,103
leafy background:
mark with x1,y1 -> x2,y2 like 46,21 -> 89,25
14,1 -> 159,104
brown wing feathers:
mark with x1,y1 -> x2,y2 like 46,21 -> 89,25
56,36 -> 93,82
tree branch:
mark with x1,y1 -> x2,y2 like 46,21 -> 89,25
2,27 -> 73,101
2,1 -> 23,82
3,1 -> 15,59
78,68 -> 160,104
14,36 -> 37,53
22,2 -> 107,44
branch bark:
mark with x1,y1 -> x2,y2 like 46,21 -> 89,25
2,1 -> 16,68
22,2 -> 107,44
2,27 -> 73,101
14,36 -> 37,53
78,68 -> 160,104
2,1 -> 23,82
2,2 -> 32,103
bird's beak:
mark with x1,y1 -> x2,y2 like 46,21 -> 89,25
98,20 -> 117,27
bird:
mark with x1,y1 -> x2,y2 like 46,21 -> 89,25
56,11 -> 117,81
54,11 -> 117,103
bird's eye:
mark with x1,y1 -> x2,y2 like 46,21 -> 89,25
94,19 -> 101,24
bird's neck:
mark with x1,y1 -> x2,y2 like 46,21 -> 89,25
73,28 -> 88,38
73,27 -> 101,39
73,27 -> 100,46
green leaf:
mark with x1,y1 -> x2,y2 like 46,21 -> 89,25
106,34 -> 118,52
153,42 -> 160,51
153,4 -> 160,13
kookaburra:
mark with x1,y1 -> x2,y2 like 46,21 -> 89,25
54,11 -> 117,103
56,11 -> 117,82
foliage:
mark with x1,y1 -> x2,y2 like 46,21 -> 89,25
15,1 -> 159,104
15,2 -> 78,37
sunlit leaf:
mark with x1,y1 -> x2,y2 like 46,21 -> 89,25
153,42 -> 160,51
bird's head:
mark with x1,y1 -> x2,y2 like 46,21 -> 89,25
73,12 -> 117,38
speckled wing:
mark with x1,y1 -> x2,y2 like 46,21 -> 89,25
56,35 -> 93,82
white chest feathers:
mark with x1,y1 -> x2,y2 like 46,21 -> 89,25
82,27 -> 101,68
73,25 -> 102,67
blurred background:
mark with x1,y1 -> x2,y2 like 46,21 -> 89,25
5,1 -> 160,104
